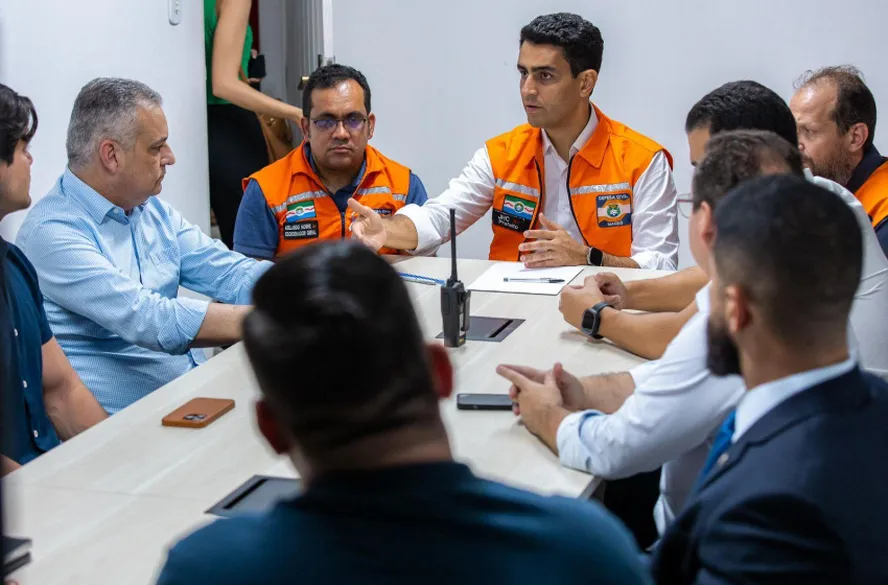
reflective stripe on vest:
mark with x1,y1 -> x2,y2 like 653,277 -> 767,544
494,178 -> 541,198
485,105 -> 671,262
569,183 -> 632,196
245,143 -> 413,258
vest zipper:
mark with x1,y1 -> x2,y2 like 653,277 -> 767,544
529,159 -> 545,261
565,155 -> 590,246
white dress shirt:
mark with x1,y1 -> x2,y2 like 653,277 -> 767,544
397,107 -> 679,270
733,358 -> 856,442
807,171 -> 888,379
557,284 -> 744,536
555,170 -> 888,536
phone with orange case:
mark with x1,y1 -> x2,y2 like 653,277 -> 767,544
161,398 -> 235,428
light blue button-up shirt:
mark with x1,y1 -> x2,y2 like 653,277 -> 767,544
17,169 -> 271,413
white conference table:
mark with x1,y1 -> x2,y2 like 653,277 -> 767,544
4,257 -> 664,585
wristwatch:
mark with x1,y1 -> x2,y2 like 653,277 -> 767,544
586,247 -> 603,266
581,301 -> 611,339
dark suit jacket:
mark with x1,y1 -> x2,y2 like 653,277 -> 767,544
652,367 -> 888,585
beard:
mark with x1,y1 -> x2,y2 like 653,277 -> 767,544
706,316 -> 742,377
805,148 -> 858,187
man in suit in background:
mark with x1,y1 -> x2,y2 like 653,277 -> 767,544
653,174 -> 888,584
155,242 -> 651,585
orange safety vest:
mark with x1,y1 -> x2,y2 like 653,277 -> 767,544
244,143 -> 412,258
855,160 -> 888,230
485,104 -> 672,261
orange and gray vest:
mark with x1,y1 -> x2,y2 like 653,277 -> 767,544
485,104 -> 672,261
244,143 -> 411,258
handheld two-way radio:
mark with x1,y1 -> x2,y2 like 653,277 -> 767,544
441,208 -> 471,347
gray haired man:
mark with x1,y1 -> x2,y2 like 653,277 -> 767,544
17,78 -> 271,413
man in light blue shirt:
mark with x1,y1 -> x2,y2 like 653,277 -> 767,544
17,78 -> 271,413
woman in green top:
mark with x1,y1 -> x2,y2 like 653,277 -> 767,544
205,0 -> 303,249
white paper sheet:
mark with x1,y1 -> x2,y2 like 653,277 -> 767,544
466,262 -> 584,296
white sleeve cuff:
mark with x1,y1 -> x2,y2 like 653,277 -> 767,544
395,204 -> 443,256
630,250 -> 676,271
556,410 -> 602,471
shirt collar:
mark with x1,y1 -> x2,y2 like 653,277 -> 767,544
0,234 -> 8,259
303,143 -> 366,191
846,145 -> 887,194
733,357 -> 856,442
541,104 -> 599,162
60,168 -> 141,224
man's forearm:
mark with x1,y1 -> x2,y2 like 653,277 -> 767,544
538,404 -> 572,453
578,372 -> 636,414
598,306 -> 694,360
192,304 -> 252,348
382,215 -> 420,251
601,252 -> 640,269
624,266 -> 708,312
45,381 -> 108,440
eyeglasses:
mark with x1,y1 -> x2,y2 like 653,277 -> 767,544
310,114 -> 368,133
677,194 -> 695,218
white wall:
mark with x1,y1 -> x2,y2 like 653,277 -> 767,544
334,0 -> 888,267
0,0 -> 210,240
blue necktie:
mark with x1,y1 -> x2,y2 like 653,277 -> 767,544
694,410 -> 736,491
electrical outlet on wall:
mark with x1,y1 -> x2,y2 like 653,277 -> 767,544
168,0 -> 182,26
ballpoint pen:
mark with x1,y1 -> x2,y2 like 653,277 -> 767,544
503,277 -> 565,283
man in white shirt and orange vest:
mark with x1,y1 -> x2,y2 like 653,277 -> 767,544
349,13 -> 679,270
233,65 -> 428,260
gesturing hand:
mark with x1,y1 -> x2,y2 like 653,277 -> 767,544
347,198 -> 386,252
517,214 -> 588,268
594,272 -> 629,310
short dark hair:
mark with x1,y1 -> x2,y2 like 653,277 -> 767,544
520,13 -> 604,76
693,129 -> 804,211
0,84 -> 38,165
243,243 -> 438,459
301,64 -> 371,118
796,65 -> 877,151
713,175 -> 861,347
686,81 -> 798,146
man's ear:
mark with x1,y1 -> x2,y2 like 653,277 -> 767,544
698,202 -> 716,249
426,343 -> 453,400
300,115 -> 311,140
367,112 -> 376,141
580,70 -> 599,99
97,139 -> 121,173
255,398 -> 289,454
847,121 -> 869,154
724,284 -> 751,336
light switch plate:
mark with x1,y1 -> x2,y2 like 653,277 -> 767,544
168,0 -> 182,25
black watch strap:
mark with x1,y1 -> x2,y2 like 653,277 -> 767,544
586,247 -> 604,266
582,301 -> 611,339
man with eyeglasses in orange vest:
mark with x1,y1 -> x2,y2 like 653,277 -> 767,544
233,65 -> 428,260
349,13 -> 679,270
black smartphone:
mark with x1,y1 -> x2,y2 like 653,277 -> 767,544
456,393 -> 514,411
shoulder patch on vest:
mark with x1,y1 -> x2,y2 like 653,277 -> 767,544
597,193 -> 632,228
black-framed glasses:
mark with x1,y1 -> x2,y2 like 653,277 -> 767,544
677,194 -> 695,218
310,114 -> 367,133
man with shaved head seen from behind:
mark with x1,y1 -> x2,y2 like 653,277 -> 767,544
155,242 -> 651,585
